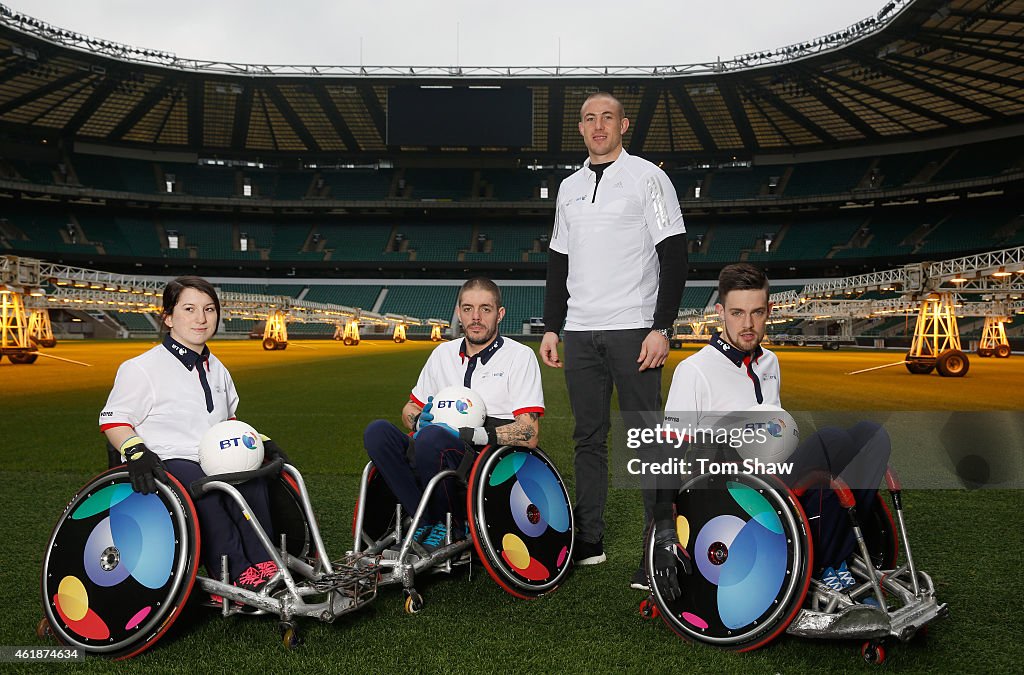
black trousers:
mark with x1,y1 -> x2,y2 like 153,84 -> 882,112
564,328 -> 663,545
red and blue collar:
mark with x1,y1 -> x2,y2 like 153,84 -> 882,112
459,335 -> 504,365
710,334 -> 763,368
162,334 -> 210,371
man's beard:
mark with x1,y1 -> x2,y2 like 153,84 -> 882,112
465,324 -> 496,345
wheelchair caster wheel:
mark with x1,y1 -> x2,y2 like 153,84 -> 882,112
639,598 -> 660,619
279,622 -> 303,649
36,617 -> 53,640
404,590 -> 424,614
861,640 -> 886,665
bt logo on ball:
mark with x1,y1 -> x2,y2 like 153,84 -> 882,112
219,431 -> 259,450
436,398 -> 473,415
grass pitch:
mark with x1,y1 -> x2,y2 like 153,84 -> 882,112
1,339 -> 1022,672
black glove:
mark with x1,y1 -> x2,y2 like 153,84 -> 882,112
652,520 -> 692,602
124,441 -> 167,495
260,434 -> 290,464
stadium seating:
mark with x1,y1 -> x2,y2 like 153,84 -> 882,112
679,286 -> 714,310
161,220 -> 257,260
498,286 -> 545,333
783,158 -> 872,197
111,311 -> 157,333
747,216 -> 865,262
378,286 -> 458,322
5,157 -> 56,184
465,225 -> 546,263
313,224 -> 398,261
403,169 -> 475,201
321,169 -> 393,200
167,163 -> 237,197
706,166 -> 781,200
831,216 -> 918,260
915,210 -> 1015,255
874,149 -> 949,188
400,224 -> 472,262
932,138 -> 1023,183
72,155 -> 158,193
303,285 -> 382,309
695,223 -> 765,262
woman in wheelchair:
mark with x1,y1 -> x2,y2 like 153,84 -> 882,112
99,276 -> 288,596
362,277 -> 545,552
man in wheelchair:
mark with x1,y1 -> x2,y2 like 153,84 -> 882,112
654,263 -> 891,602
363,277 -> 546,552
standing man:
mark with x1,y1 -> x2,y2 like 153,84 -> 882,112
364,277 -> 545,549
541,91 -> 687,585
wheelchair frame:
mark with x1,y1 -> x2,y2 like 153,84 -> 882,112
42,442 -> 574,656
641,467 -> 948,665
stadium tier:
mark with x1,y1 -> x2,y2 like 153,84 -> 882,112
111,311 -> 157,333
705,166 -> 782,200
303,285 -> 382,308
783,158 -> 874,197
320,169 -> 393,200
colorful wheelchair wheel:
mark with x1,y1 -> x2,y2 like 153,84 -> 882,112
40,468 -> 200,660
269,472 -> 314,560
646,472 -> 812,651
467,445 -> 573,599
352,465 -> 400,547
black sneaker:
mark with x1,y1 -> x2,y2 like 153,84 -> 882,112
573,538 -> 606,566
630,564 -> 649,591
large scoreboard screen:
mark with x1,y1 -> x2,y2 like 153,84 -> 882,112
387,86 -> 533,147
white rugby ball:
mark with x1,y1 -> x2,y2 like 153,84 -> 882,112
199,420 -> 265,476
426,385 -> 487,429
734,403 -> 800,462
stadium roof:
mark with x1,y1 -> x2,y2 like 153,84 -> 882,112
0,0 -> 1022,161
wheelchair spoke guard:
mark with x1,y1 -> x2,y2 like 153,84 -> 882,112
467,445 -> 573,599
41,468 -> 200,659
646,472 -> 812,651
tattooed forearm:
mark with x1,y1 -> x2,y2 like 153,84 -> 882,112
495,413 -> 540,447
401,401 -> 423,430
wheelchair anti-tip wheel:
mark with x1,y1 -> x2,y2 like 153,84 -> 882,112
467,445 -> 574,600
645,472 -> 812,652
40,468 -> 200,659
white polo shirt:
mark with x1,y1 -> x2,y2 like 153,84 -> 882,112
100,339 -> 239,462
665,334 -> 781,430
549,148 -> 686,331
410,336 -> 544,421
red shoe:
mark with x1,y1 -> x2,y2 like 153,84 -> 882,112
255,560 -> 279,581
235,565 -> 269,592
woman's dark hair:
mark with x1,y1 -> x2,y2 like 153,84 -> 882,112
717,263 -> 770,303
161,276 -> 221,335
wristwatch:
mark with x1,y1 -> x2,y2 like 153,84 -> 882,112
653,328 -> 671,340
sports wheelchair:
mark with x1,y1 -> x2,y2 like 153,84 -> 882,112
38,444 -> 573,659
638,467 -> 947,664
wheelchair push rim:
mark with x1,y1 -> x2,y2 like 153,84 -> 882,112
646,472 -> 812,651
467,445 -> 574,599
40,468 -> 200,660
